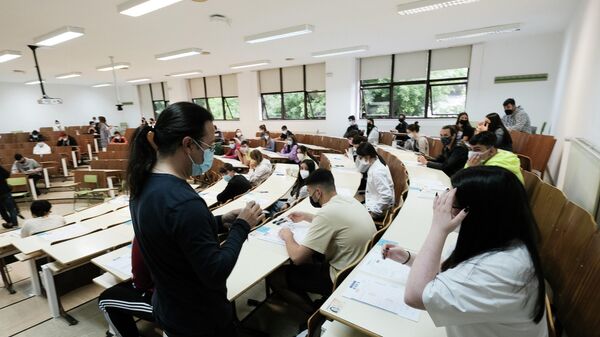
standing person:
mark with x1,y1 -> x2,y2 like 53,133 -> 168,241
279,125 -> 293,140
477,113 -> 513,152
263,131 -> 276,152
281,134 -> 300,163
417,126 -> 468,177
53,120 -> 64,132
394,114 -> 409,148
384,166 -> 546,337
216,163 -> 252,204
455,112 -> 474,143
356,143 -> 394,221
501,98 -> 532,133
403,122 -> 429,156
126,102 -> 264,337
98,116 -> 111,150
344,115 -> 360,138
20,200 -> 66,237
11,154 -> 43,195
366,118 -> 379,145
0,166 -> 18,229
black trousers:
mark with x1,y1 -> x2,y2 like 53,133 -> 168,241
98,281 -> 154,337
0,192 -> 18,226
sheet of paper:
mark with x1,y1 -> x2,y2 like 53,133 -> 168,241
105,248 -> 132,277
343,273 -> 420,321
360,239 -> 410,284
35,223 -> 90,243
250,220 -> 311,245
109,195 -> 129,205
240,193 -> 270,208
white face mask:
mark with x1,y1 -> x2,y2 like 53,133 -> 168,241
236,132 -> 242,137
297,153 -> 305,161
300,170 -> 309,179
264,135 -> 269,140
468,149 -> 489,160
287,140 -> 293,146
240,147 -> 248,153
358,159 -> 371,173
229,143 -> 235,149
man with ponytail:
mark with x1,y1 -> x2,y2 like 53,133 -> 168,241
125,102 -> 264,337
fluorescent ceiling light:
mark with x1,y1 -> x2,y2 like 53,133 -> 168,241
25,80 -> 45,85
245,24 -> 314,44
169,70 -> 202,77
436,23 -> 521,41
0,50 -> 22,63
311,45 -> 369,58
92,83 -> 112,88
397,0 -> 480,15
155,48 -> 201,61
96,62 -> 131,71
230,60 -> 271,70
34,26 -> 85,46
55,72 -> 82,79
118,0 -> 184,17
127,78 -> 151,83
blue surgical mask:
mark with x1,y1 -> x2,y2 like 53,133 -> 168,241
188,139 -> 214,176
223,175 -> 232,182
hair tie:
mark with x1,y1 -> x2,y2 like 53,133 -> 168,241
146,130 -> 158,151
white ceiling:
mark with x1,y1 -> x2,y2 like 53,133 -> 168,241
0,0 -> 579,86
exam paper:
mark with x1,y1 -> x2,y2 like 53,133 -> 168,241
105,249 -> 133,277
361,240 -> 411,284
250,220 -> 310,245
35,223 -> 90,243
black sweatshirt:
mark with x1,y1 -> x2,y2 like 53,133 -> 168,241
216,175 -> 251,204
427,144 -> 468,177
130,173 -> 250,337
0,166 -> 10,195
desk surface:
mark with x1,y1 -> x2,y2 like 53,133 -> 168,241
215,155 -> 248,169
319,145 -> 455,337
91,245 -> 132,282
256,147 -> 289,160
299,143 -> 331,151
198,178 -> 228,208
322,153 -> 356,170
63,198 -> 128,224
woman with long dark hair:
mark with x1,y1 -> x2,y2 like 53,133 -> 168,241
383,166 -> 546,337
126,102 -> 263,337
477,113 -> 513,151
455,112 -> 474,143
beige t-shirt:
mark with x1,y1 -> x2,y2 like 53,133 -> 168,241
21,214 -> 67,237
302,195 -> 376,281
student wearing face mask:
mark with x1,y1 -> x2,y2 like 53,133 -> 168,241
296,145 -> 311,163
477,113 -> 513,152
53,120 -> 64,132
269,169 -> 375,313
366,118 -> 379,145
344,115 -> 360,138
247,149 -> 272,186
236,140 -> 251,165
279,125 -> 293,140
403,122 -> 429,156
28,130 -> 45,142
234,129 -> 245,144
263,131 -> 276,152
126,102 -> 264,337
465,132 -> 524,184
111,131 -> 128,144
418,126 -> 468,177
274,159 -> 316,212
455,112 -> 474,143
217,163 -> 252,204
501,98 -> 532,133
56,132 -> 78,147
213,125 -> 224,144
280,134 -> 300,163
349,135 -> 367,162
394,114 -> 410,147
222,139 -> 239,159
258,124 -> 268,138
356,143 -> 394,221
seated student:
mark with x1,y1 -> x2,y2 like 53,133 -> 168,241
455,112 -> 475,143
280,134 -> 300,163
270,169 -> 375,312
98,238 -> 154,337
502,98 -> 532,133
258,124 -> 268,138
0,166 -> 19,229
465,131 -> 524,184
222,139 -> 240,159
234,128 -> 245,144
216,163 -> 252,204
248,149 -> 272,186
366,118 -> 379,145
296,145 -> 311,163
348,134 -> 367,162
344,115 -> 360,138
384,166 -> 546,337
21,200 -> 66,237
345,130 -> 360,155
213,125 -> 224,144
356,143 -> 394,221
53,120 -> 64,132
275,159 -> 317,212
28,130 -> 44,142
12,153 -> 43,194
477,113 -> 514,152
263,131 -> 276,152
417,126 -> 468,177
87,121 -> 97,135
393,114 -> 410,147
236,140 -> 251,165
279,125 -> 293,140
111,131 -> 128,144
403,122 -> 429,156
56,132 -> 78,147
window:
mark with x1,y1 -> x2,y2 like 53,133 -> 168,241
259,63 -> 326,120
360,46 -> 471,118
189,74 -> 239,120
148,82 -> 169,118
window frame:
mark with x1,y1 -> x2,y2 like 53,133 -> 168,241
261,65 -> 326,120
149,82 -> 169,118
360,50 -> 470,119
191,76 -> 240,121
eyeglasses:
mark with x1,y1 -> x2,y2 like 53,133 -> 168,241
193,139 -> 215,152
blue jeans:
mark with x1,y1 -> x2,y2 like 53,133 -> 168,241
0,193 -> 18,226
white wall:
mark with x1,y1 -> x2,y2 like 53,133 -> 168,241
0,82 -> 142,133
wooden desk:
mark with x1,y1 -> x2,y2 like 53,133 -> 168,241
256,147 -> 290,162
319,145 -> 456,337
322,153 -> 356,170
91,245 -> 132,282
214,155 -> 248,169
299,143 -> 331,151
63,198 -> 129,224
73,169 -> 123,188
198,178 -> 228,208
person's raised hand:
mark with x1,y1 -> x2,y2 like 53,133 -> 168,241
382,244 -> 410,263
237,201 -> 264,229
431,188 -> 468,235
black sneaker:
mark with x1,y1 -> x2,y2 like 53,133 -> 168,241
2,223 -> 13,229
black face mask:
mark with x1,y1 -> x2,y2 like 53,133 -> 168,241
460,120 -> 469,125
399,117 -> 405,122
309,193 -> 322,208
504,109 -> 513,115
441,136 -> 452,146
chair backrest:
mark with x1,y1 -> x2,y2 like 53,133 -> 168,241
379,132 -> 395,146
510,131 -> 529,153
427,137 -> 444,158
521,134 -> 556,176
522,170 -> 542,201
84,174 -> 99,184
7,177 -> 29,192
517,154 -> 532,172
531,182 -> 568,254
